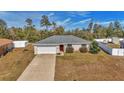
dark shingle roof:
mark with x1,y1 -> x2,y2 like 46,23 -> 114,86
35,35 -> 91,45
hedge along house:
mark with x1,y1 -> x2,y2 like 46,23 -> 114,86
34,35 -> 91,55
0,39 -> 14,57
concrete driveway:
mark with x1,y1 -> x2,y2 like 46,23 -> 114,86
17,54 -> 56,81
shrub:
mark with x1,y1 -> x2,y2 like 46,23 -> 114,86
79,47 -> 88,53
66,46 -> 74,53
23,49 -> 28,52
90,41 -> 100,54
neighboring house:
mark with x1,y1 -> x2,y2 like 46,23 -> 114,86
120,40 -> 124,48
96,39 -> 124,56
95,37 -> 124,44
13,40 -> 28,48
112,37 -> 120,44
0,39 -> 14,56
95,38 -> 112,43
34,35 -> 91,54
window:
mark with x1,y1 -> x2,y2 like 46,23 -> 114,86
81,44 -> 86,48
67,44 -> 72,47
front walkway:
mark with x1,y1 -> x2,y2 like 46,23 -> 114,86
17,54 -> 56,81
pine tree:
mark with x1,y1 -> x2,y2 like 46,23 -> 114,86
90,41 -> 100,54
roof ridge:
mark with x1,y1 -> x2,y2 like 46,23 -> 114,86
35,35 -> 91,45
53,35 -> 74,36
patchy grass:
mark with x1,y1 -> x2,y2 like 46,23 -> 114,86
0,44 -> 34,81
55,51 -> 124,81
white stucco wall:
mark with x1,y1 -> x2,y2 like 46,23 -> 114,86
64,44 -> 89,51
86,44 -> 90,51
56,45 -> 60,53
34,44 -> 90,55
34,46 -> 37,54
72,45 -> 81,51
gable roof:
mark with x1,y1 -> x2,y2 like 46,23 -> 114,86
35,35 -> 91,45
0,39 -> 13,47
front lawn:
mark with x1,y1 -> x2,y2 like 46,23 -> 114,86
0,44 -> 34,80
55,51 -> 124,80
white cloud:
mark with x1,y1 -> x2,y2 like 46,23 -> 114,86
69,11 -> 90,17
72,18 -> 91,25
99,21 -> 113,25
48,13 -> 54,17
79,18 -> 92,23
63,18 -> 71,23
56,18 -> 71,26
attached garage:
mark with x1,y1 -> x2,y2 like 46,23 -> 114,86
34,45 -> 56,54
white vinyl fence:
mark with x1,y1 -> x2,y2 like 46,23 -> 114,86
98,42 -> 124,56
95,38 -> 124,43
95,38 -> 112,43
112,48 -> 124,56
13,40 -> 28,48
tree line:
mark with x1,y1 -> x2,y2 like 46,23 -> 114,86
0,15 -> 124,42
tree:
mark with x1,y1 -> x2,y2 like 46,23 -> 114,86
87,22 -> 93,32
25,18 -> 33,40
93,24 -> 103,38
113,21 -> 123,37
0,19 -> 8,38
8,27 -> 25,40
15,28 -> 25,40
8,27 -> 17,40
52,21 -> 57,30
25,18 -> 32,26
0,19 -> 7,30
93,24 -> 101,32
54,26 -> 64,35
90,41 -> 100,54
114,20 -> 121,30
106,22 -> 113,37
40,15 -> 51,31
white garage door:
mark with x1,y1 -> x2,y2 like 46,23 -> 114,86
35,46 -> 56,54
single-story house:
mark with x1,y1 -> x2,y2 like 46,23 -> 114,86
13,40 -> 28,48
0,39 -> 14,56
34,35 -> 91,54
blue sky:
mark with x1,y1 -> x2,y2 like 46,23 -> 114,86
0,11 -> 124,30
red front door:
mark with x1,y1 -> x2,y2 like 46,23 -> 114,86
60,45 -> 64,52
